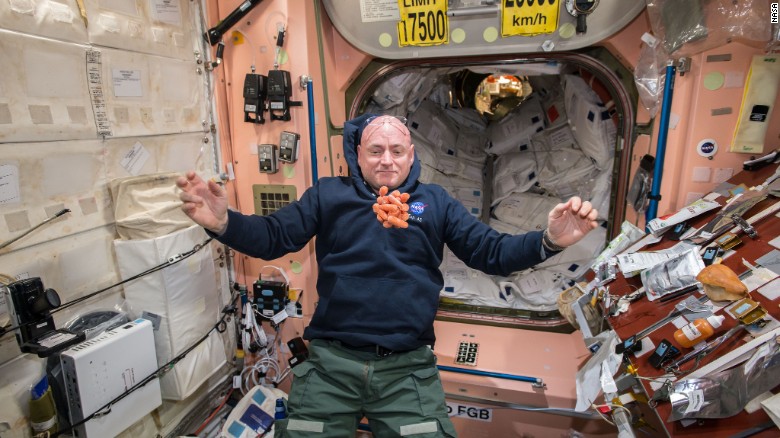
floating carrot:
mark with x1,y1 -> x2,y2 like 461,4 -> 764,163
372,187 -> 411,229
379,204 -> 399,213
387,215 -> 408,228
374,207 -> 388,221
387,195 -> 403,207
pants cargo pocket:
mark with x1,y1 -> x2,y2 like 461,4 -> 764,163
410,367 -> 449,418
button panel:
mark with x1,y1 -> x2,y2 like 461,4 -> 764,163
455,341 -> 478,366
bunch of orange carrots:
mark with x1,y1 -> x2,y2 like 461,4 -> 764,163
372,186 -> 410,229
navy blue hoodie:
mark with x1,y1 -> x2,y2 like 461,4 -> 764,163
215,114 -> 546,351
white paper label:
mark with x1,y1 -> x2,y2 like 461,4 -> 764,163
684,389 -> 705,413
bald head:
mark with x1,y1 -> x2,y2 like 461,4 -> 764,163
357,115 -> 415,192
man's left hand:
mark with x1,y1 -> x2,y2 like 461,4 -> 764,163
546,197 -> 599,248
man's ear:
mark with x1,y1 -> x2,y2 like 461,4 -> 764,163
408,144 -> 415,164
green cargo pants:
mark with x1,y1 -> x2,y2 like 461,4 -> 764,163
274,339 -> 457,437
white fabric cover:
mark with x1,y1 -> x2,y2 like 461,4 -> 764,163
435,154 -> 484,184
454,128 -> 489,164
492,192 -> 561,232
110,172 -> 194,240
563,74 -> 616,168
444,107 -> 488,132
114,225 -> 226,400
440,249 -> 506,307
491,152 -> 538,205
371,70 -> 438,111
486,96 -> 545,155
501,269 -> 572,311
441,186 -> 483,218
411,134 -> 438,169
408,100 -> 458,153
533,148 -> 598,199
528,75 -> 568,127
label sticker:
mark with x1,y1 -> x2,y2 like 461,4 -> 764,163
696,139 -> 718,158
446,402 -> 493,422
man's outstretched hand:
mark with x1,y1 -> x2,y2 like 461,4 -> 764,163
546,197 -> 599,248
176,171 -> 229,235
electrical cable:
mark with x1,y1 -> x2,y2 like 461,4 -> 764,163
0,208 -> 70,251
0,238 -> 212,339
591,403 -> 633,427
192,387 -> 235,435
51,292 -> 237,438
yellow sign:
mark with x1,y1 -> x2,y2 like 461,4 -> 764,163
501,0 -> 559,37
397,0 -> 449,47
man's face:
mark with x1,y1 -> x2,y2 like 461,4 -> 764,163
357,116 -> 415,192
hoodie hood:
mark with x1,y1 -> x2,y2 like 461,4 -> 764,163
343,113 -> 422,196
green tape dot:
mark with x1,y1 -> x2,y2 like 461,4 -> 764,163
451,28 -> 466,44
290,261 -> 303,274
483,27 -> 498,43
559,23 -> 576,39
379,33 -> 393,48
283,165 -> 295,178
703,72 -> 725,90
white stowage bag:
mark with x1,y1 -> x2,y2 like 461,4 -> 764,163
110,172 -> 194,240
529,123 -> 598,199
408,100 -> 459,155
439,249 -> 508,307
563,74 -> 616,168
491,152 -> 538,205
114,225 -> 227,400
486,95 -> 545,156
454,128 -> 489,165
500,269 -> 571,312
492,192 -> 561,232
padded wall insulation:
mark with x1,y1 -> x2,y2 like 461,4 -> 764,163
114,225 -> 226,400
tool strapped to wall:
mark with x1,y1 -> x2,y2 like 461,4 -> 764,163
204,0 -> 264,45
243,72 -> 267,124
267,70 -> 301,121
268,25 -> 301,121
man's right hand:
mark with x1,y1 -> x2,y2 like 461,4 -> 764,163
176,171 -> 229,235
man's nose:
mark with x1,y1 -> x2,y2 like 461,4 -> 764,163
379,150 -> 394,164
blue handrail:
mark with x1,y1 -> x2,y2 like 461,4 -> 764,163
646,62 -> 677,222
437,365 -> 543,385
307,77 -> 317,185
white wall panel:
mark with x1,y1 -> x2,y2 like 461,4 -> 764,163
0,0 -> 228,432
0,0 -> 88,43
0,31 -> 95,142
85,0 -> 197,60
103,132 -> 215,180
0,133 -> 213,254
0,140 -> 110,250
100,47 -> 207,137
0,226 -> 122,365
0,141 -> 106,240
